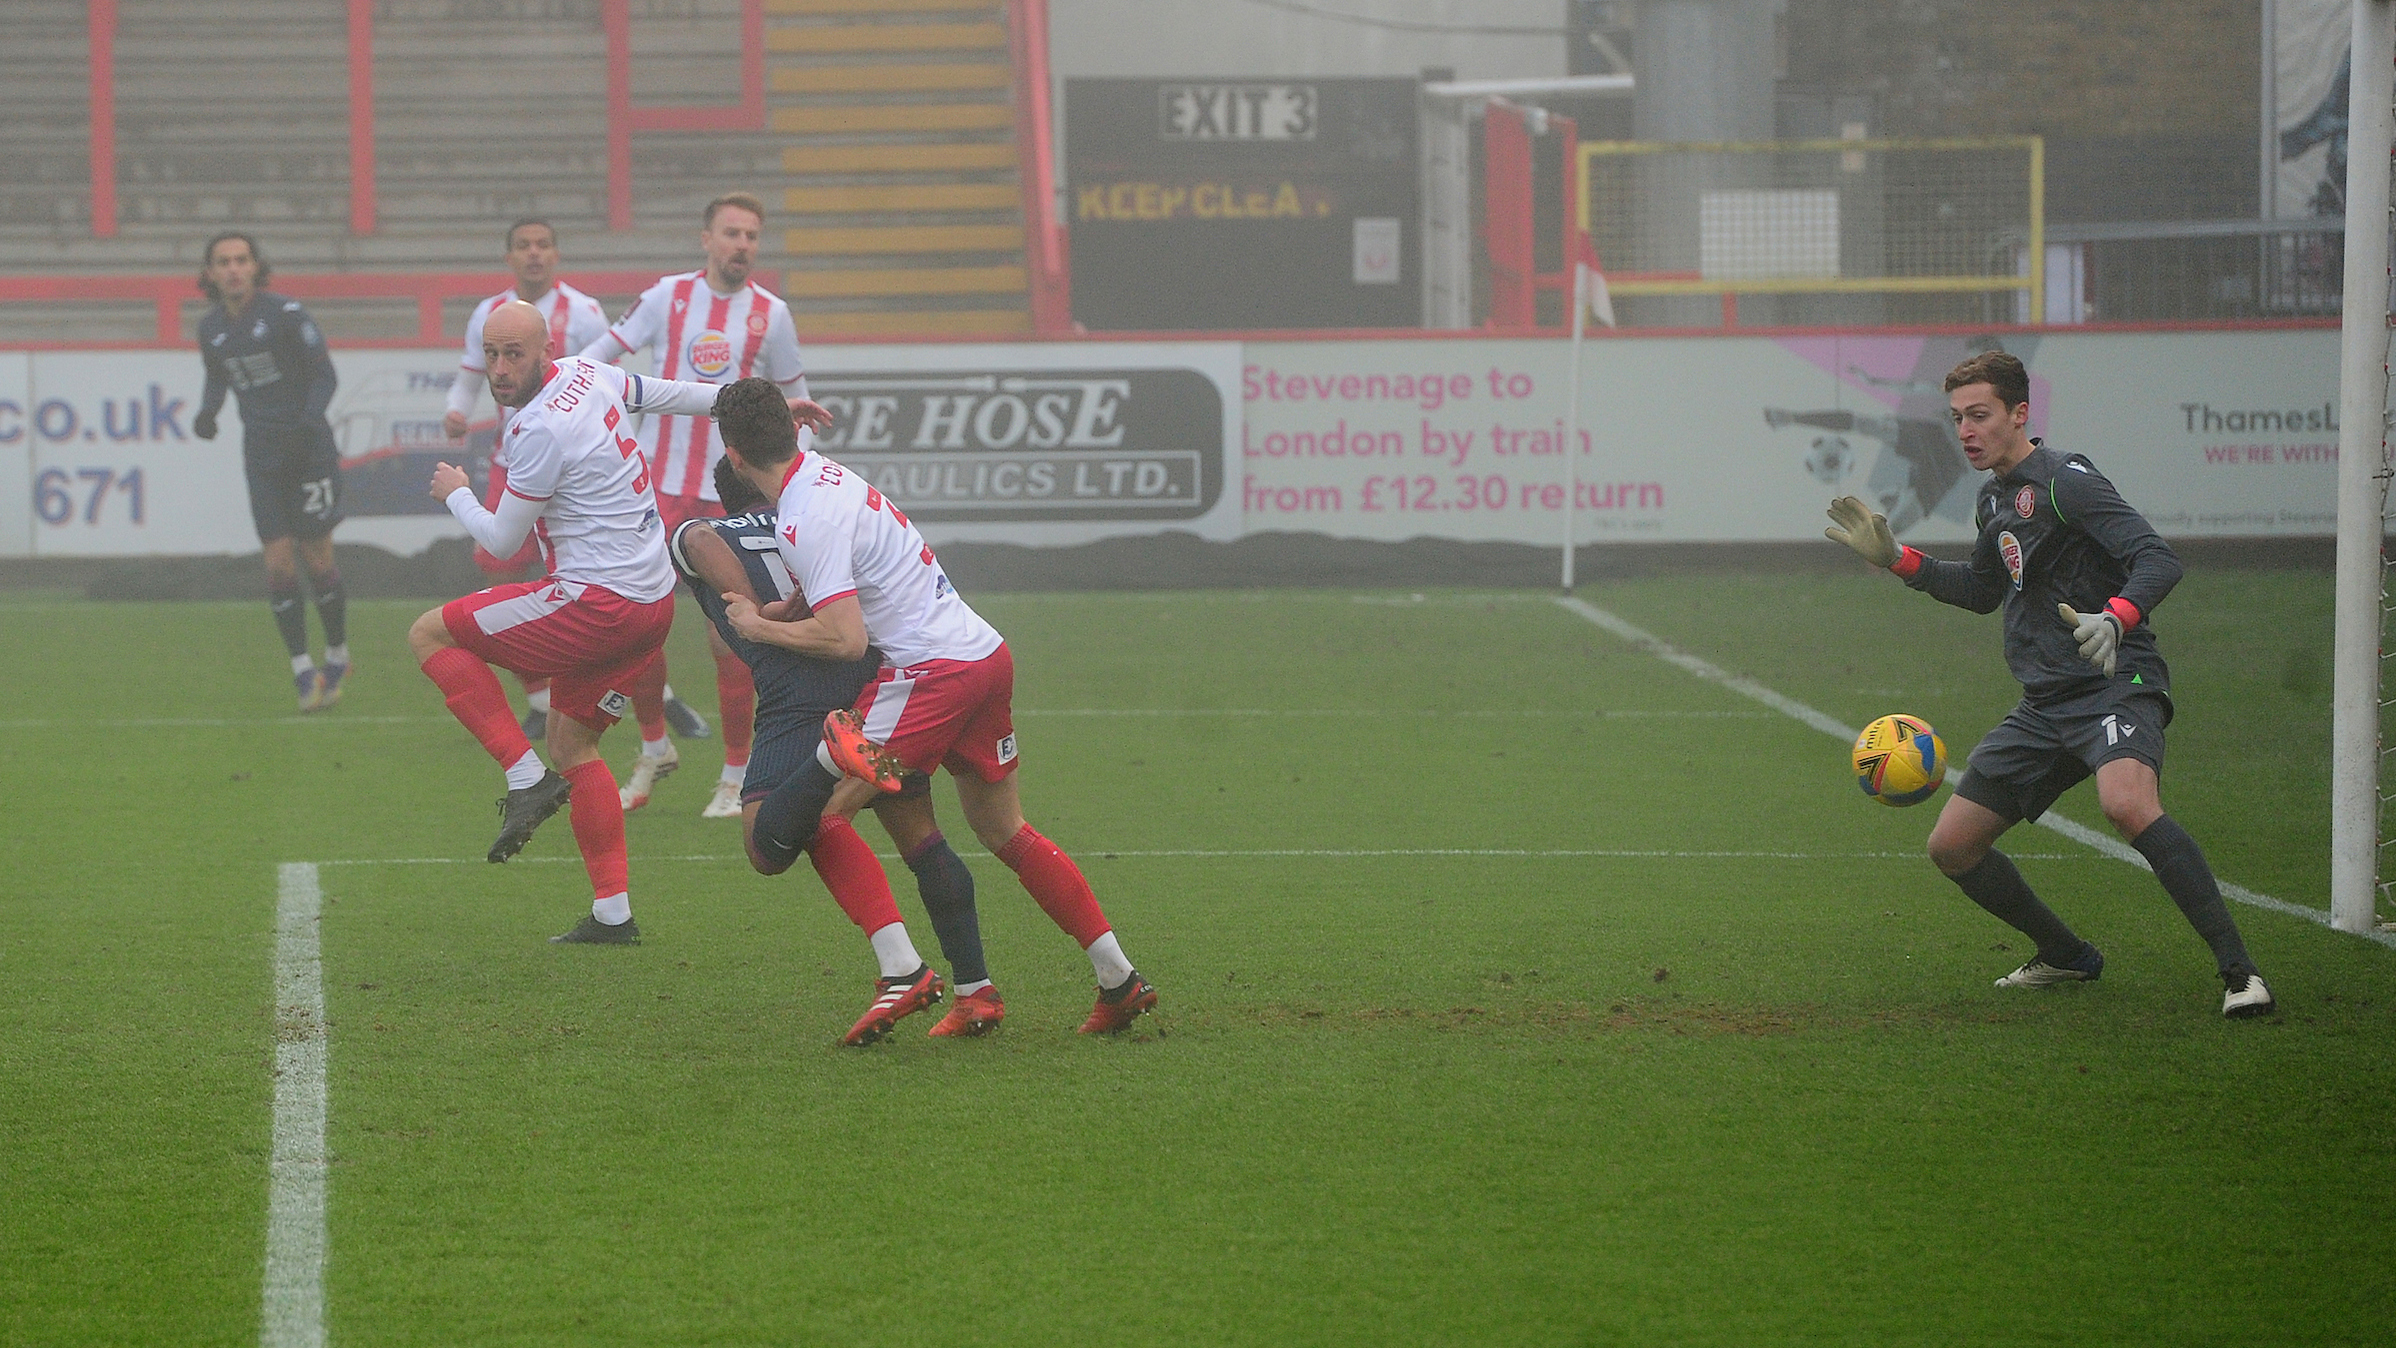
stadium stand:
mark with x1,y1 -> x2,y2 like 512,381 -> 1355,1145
0,0 -> 1049,342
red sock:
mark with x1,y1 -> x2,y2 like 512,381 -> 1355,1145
629,647 -> 668,740
563,759 -> 627,901
714,646 -> 755,767
422,646 -> 532,766
808,814 -> 901,933
995,824 -> 1111,947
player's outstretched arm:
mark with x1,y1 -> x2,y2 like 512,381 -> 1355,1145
722,591 -> 870,662
1824,496 -> 1899,568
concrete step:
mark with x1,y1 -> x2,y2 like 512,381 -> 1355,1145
778,263 -> 1023,297
764,22 -> 1005,53
767,0 -> 998,13
781,142 -> 1015,173
772,103 -> 1012,134
782,222 -> 1023,253
793,306 -> 1030,336
771,60 -> 1009,93
783,182 -> 1018,213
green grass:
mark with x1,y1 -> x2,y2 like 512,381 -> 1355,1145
0,573 -> 2387,1346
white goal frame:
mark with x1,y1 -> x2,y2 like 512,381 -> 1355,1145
2331,0 -> 2396,933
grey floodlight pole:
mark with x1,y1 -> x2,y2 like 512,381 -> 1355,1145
2329,0 -> 2395,933
1562,263 -> 1587,591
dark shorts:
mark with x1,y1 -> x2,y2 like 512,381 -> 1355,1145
1954,682 -> 2173,823
740,708 -> 930,805
244,426 -> 344,542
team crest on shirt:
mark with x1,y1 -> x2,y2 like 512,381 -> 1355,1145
746,309 -> 769,336
688,330 -> 734,377
1998,530 -> 2024,590
2014,485 -> 2037,519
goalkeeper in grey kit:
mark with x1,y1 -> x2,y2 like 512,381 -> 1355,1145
1824,350 -> 2274,1018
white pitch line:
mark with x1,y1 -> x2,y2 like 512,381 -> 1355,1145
1554,595 -> 2396,950
1,709 -> 1756,730
0,715 -> 444,729
314,848 -> 2075,867
263,863 -> 329,1348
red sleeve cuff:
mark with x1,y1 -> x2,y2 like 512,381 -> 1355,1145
2105,597 -> 2141,629
1889,545 -> 1925,579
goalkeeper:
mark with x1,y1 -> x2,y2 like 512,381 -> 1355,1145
1824,349 -> 2273,1018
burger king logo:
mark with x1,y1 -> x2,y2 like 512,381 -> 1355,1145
2014,484 -> 2037,519
687,330 -> 734,377
1998,530 -> 2024,590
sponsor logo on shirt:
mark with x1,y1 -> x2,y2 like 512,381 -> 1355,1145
1998,530 -> 2024,590
688,330 -> 734,377
2014,485 -> 2037,519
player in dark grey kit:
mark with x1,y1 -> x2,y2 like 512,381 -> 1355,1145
668,456 -> 1006,1036
192,232 -> 350,712
1825,349 -> 2274,1019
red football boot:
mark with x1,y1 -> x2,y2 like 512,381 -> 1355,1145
1078,970 -> 1158,1035
927,985 -> 1006,1038
822,709 -> 904,792
843,964 -> 946,1045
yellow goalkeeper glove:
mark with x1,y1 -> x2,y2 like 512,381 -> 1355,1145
2058,602 -> 2122,677
1824,496 -> 1899,569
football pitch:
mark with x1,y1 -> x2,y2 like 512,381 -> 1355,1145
3,567 -> 2389,1346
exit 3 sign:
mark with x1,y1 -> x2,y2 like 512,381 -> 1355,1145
1157,84 -> 1319,141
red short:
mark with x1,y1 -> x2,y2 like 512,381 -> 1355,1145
852,644 -> 1018,783
655,490 -> 726,535
442,578 -> 675,728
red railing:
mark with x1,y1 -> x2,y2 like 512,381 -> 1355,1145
605,0 -> 767,231
0,269 -> 781,348
348,0 -> 375,234
86,0 -> 118,239
1007,0 -> 1069,335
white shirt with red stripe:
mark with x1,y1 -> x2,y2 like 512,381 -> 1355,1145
445,358 -> 726,605
773,449 -> 1003,669
446,283 -> 611,427
579,270 -> 807,503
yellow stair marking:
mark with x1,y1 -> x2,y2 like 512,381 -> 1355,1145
782,142 -> 1016,173
798,308 -> 1033,336
773,63 -> 1010,93
767,0 -> 995,14
765,23 -> 1005,53
782,266 -> 1027,297
772,104 -> 1013,133
785,224 -> 1026,253
785,182 -> 1020,211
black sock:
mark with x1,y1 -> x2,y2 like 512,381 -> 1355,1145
750,759 -> 839,872
268,582 -> 309,658
1952,850 -> 2086,964
309,567 -> 347,650
2130,814 -> 2256,976
904,831 -> 988,986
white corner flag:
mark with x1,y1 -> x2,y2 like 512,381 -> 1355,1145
1582,263 -> 1616,329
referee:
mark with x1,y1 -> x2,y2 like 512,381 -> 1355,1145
193,232 -> 350,711
1825,349 -> 2274,1019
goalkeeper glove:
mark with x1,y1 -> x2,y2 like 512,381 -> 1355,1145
2058,602 -> 2123,677
193,409 -> 217,440
1824,496 -> 1899,569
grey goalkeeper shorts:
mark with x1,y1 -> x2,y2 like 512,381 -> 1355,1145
1953,681 -> 2172,823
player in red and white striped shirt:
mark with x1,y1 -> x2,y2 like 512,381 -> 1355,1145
579,193 -> 807,821
442,219 -> 611,739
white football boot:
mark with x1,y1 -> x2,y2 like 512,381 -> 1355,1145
618,740 -> 679,811
701,779 -> 743,819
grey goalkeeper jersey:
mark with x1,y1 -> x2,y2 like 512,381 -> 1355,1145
1901,440 -> 2182,704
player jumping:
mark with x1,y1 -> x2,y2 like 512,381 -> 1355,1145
671,455 -> 1007,1037
405,301 -> 827,945
709,377 -> 1160,1040
1825,349 -> 2274,1018
442,217 -> 612,742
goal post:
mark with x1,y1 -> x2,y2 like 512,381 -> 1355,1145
2330,0 -> 2396,934
1577,136 -> 2044,322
